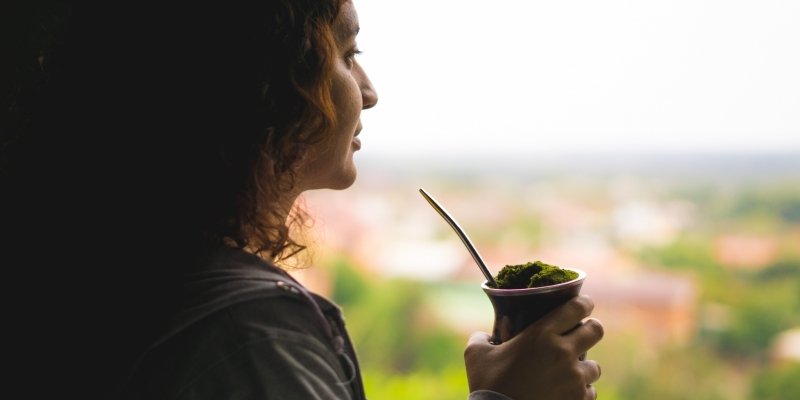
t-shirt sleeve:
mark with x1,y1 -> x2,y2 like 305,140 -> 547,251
176,330 -> 353,400
174,297 -> 356,400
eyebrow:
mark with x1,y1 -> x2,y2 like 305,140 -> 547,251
337,24 -> 359,43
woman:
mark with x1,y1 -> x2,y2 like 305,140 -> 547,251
2,1 -> 603,399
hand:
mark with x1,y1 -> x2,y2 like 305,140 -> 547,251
464,295 -> 604,400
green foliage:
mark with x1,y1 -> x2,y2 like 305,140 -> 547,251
749,363 -> 800,400
362,366 -> 469,400
329,264 -> 473,398
782,201 -> 800,222
638,235 -> 721,273
711,280 -> 800,357
695,260 -> 800,358
413,327 -> 465,371
617,344 -> 743,400
337,271 -> 464,374
726,187 -> 800,224
756,258 -> 800,282
330,258 -> 369,307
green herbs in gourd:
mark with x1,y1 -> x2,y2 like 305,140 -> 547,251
492,261 -> 577,289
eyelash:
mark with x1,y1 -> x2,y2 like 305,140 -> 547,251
345,49 -> 362,65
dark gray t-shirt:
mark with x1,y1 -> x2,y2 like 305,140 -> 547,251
121,247 -> 510,400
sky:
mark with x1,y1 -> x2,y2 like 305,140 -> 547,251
354,0 -> 800,158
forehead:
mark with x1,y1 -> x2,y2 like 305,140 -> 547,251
334,1 -> 359,40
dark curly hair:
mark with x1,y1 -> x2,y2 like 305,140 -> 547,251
197,0 -> 348,261
2,0 -> 348,263
2,2 -> 359,395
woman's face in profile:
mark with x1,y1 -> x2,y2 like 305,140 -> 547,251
296,0 -> 378,192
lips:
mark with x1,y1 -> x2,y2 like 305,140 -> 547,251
353,126 -> 362,150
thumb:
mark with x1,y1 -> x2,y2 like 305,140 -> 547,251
464,331 -> 498,393
467,331 -> 493,348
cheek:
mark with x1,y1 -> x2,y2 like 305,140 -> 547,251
331,74 -> 362,123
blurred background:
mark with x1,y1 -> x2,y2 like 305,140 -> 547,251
290,0 -> 800,399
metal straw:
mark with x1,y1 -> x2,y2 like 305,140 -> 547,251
419,188 -> 497,287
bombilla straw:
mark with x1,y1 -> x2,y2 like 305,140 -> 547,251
419,188 -> 497,287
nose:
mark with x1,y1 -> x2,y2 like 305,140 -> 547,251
358,65 -> 378,110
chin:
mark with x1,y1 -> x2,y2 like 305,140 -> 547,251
319,165 -> 358,191
330,171 -> 357,190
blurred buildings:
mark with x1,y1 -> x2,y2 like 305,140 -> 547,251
772,328 -> 800,364
297,173 -> 700,349
713,233 -> 780,270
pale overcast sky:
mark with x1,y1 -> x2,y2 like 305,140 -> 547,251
354,0 -> 800,157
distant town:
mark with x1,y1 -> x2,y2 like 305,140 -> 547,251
289,152 -> 800,399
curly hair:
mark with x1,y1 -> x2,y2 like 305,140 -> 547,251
210,0 -> 348,262
2,0 -> 349,264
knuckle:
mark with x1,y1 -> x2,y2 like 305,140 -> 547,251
463,337 -> 491,360
566,295 -> 593,318
584,360 -> 601,383
585,318 -> 604,339
577,294 -> 595,314
463,343 -> 478,359
553,341 -> 573,357
595,361 -> 602,379
569,364 -> 584,380
586,385 -> 598,400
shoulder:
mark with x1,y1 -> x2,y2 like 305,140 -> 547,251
185,248 -> 340,351
127,294 -> 350,400
123,247 -> 357,399
224,293 -> 336,353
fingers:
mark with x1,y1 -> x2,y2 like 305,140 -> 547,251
539,294 -> 595,334
582,360 -> 601,400
582,359 -> 601,384
464,331 -> 495,373
567,318 -> 604,354
466,331 -> 493,348
465,331 -> 495,359
586,384 -> 598,400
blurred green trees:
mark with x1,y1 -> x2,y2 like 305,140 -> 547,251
749,363 -> 800,400
319,174 -> 800,399
330,259 -> 470,399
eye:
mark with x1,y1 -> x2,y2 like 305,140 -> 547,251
345,48 -> 362,68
